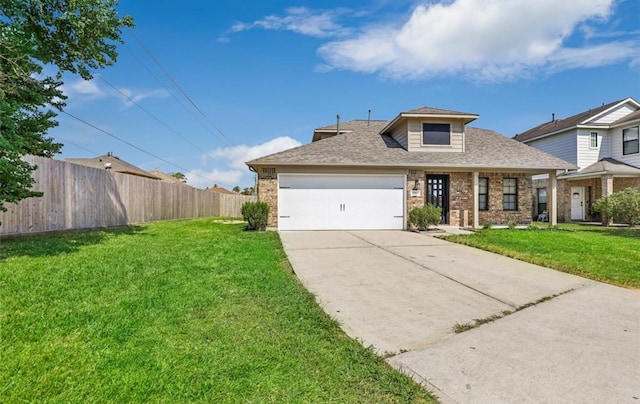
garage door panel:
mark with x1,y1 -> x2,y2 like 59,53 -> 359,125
278,175 -> 405,231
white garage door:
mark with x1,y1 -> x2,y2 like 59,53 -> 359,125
278,174 -> 405,230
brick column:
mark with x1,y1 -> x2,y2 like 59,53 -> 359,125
548,171 -> 557,226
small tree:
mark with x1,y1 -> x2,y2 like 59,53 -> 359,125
241,201 -> 270,231
232,185 -> 241,193
592,187 -> 640,226
409,203 -> 442,231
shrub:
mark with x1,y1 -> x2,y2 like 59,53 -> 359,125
507,221 -> 517,229
482,222 -> 492,230
241,201 -> 270,230
592,187 -> 640,226
409,203 -> 442,230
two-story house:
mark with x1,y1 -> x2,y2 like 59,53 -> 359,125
247,107 -> 574,230
514,97 -> 640,222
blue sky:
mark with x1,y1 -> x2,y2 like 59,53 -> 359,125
51,0 -> 640,189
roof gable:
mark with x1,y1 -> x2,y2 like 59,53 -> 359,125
514,97 -> 640,142
381,106 -> 478,135
65,154 -> 160,180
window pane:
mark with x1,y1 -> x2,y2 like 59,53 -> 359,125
478,177 -> 488,211
422,123 -> 450,145
590,132 -> 598,148
502,178 -> 517,210
538,188 -> 547,203
623,127 -> 639,141
623,127 -> 639,155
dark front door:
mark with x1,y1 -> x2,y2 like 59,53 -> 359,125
426,175 -> 449,224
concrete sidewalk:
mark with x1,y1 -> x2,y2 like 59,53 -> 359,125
280,230 -> 640,404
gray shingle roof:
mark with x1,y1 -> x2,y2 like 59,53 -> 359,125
247,120 -> 575,171
66,154 -> 160,180
315,119 -> 388,132
403,106 -> 477,116
559,158 -> 640,179
514,99 -> 627,142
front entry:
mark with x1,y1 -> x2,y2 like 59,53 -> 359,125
570,186 -> 585,221
426,175 -> 449,224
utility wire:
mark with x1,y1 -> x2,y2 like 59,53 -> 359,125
127,31 -> 244,151
60,110 -> 234,188
97,75 -> 205,154
54,135 -> 100,155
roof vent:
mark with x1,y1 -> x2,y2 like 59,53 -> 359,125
336,114 -> 340,135
368,109 -> 371,126
552,113 -> 555,122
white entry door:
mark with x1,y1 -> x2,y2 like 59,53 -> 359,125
278,174 -> 405,230
570,186 -> 585,221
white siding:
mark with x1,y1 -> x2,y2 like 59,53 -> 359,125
527,131 -> 577,165
585,103 -> 636,125
407,119 -> 464,152
390,121 -> 408,149
609,125 -> 640,167
577,129 -> 609,169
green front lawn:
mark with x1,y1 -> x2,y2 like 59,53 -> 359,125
0,219 -> 434,403
444,224 -> 640,288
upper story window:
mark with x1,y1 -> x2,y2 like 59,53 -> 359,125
590,132 -> 598,148
623,126 -> 639,155
422,123 -> 451,145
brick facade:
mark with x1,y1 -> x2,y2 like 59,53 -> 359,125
532,176 -> 640,222
257,167 -> 278,227
477,172 -> 531,226
258,167 -> 534,229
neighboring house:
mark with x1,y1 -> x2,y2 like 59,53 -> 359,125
246,107 -> 574,230
66,152 -> 160,180
208,186 -> 236,195
150,169 -> 189,185
514,97 -> 640,222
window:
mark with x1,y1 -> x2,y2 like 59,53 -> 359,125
478,177 -> 488,211
503,178 -> 518,211
623,126 -> 639,155
590,132 -> 598,148
537,188 -> 547,215
422,123 -> 450,145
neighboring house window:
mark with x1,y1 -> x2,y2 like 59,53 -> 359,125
590,132 -> 598,148
422,123 -> 451,145
478,177 -> 488,211
537,188 -> 547,215
623,126 -> 639,155
503,178 -> 518,211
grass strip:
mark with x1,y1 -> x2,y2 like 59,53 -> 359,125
0,218 -> 435,403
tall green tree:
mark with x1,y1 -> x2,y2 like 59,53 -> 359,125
0,0 -> 134,213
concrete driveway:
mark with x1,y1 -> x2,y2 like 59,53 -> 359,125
280,230 -> 640,404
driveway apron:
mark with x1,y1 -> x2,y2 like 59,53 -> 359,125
279,230 -> 640,404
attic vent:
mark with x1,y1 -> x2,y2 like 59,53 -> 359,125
260,167 -> 277,179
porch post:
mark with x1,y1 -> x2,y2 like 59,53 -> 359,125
549,171 -> 558,226
601,174 -> 614,225
472,171 -> 480,229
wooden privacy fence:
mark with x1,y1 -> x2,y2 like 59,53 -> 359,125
0,155 -> 255,236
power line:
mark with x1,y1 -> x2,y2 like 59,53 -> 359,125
60,110 -> 234,188
97,75 -> 205,154
127,31 -> 243,150
54,135 -> 100,155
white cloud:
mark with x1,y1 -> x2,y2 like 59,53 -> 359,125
207,136 -> 302,170
317,0 -> 638,81
119,88 -> 170,107
185,168 -> 245,189
222,7 -> 352,40
187,136 -> 302,189
62,78 -> 169,107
